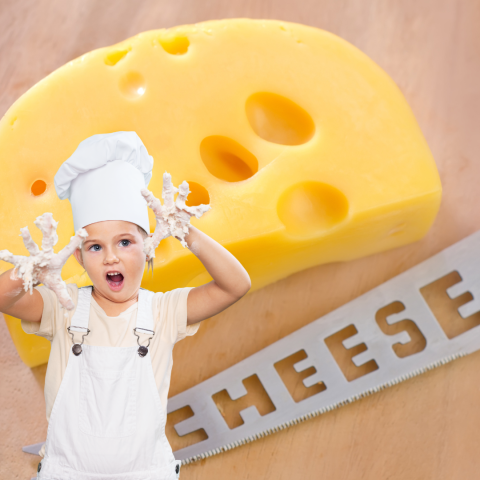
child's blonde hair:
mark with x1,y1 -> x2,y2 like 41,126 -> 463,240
136,225 -> 148,239
137,225 -> 154,274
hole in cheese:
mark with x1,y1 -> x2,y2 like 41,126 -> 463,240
104,46 -> 132,66
119,71 -> 146,99
158,35 -> 190,55
185,181 -> 210,207
277,181 -> 349,235
31,179 -> 47,196
246,92 -> 315,145
200,136 -> 258,182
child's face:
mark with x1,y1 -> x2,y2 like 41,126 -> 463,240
74,220 -> 146,303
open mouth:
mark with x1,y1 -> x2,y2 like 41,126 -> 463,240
106,271 -> 124,291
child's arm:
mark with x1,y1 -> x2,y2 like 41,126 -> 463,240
141,172 -> 251,326
0,212 -> 87,322
182,225 -> 251,325
0,269 -> 43,322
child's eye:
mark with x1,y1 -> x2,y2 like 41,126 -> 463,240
89,244 -> 101,252
120,240 -> 131,247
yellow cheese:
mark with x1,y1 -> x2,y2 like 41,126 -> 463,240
0,19 -> 441,366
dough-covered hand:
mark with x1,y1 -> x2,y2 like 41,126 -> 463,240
0,213 -> 88,310
141,171 -> 211,260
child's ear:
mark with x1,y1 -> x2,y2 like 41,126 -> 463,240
73,247 -> 84,268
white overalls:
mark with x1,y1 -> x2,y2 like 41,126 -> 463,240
36,286 -> 182,480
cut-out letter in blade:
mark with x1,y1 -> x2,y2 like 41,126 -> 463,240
375,302 -> 427,358
420,271 -> 480,339
324,325 -> 379,382
212,374 -> 276,430
166,405 -> 208,452
274,350 -> 326,403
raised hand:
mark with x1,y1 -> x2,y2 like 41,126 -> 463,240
0,213 -> 87,310
141,172 -> 211,261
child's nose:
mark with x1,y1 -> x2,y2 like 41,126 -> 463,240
103,251 -> 119,264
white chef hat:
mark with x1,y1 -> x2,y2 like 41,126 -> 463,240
54,131 -> 153,233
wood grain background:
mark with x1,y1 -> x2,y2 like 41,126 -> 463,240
1,0 -> 480,478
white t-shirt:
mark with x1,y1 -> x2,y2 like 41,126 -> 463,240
21,283 -> 200,458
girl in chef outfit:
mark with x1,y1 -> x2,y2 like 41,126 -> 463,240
0,131 -> 251,479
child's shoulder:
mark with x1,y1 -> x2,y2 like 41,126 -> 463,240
34,282 -> 80,312
150,287 -> 195,344
151,287 -> 192,321
151,287 -> 192,303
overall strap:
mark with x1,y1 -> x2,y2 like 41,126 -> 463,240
136,288 -> 155,334
69,286 -> 93,332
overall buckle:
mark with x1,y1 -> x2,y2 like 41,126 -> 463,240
133,327 -> 155,357
67,326 -> 90,356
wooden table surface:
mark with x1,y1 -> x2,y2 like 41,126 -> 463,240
1,1 -> 480,478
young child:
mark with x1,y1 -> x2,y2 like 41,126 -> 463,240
0,131 -> 251,479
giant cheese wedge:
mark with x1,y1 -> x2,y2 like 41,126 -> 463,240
0,19 -> 441,366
